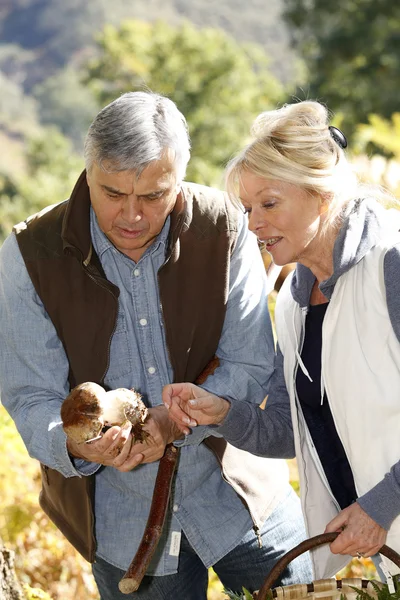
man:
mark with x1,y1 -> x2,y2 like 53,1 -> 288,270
0,92 -> 312,600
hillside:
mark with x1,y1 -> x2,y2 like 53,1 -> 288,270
0,0 -> 296,91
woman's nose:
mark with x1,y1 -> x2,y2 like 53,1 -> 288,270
247,210 -> 258,233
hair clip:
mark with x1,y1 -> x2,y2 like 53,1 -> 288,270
328,125 -> 347,149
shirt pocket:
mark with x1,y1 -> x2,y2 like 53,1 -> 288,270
106,309 -> 133,381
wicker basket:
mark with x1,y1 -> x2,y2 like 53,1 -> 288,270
254,532 -> 400,600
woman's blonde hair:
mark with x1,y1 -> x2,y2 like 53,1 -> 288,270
225,101 -> 359,230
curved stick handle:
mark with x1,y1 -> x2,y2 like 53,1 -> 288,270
257,532 -> 400,600
118,445 -> 179,594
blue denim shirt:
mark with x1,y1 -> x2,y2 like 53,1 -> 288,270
0,206 -> 276,574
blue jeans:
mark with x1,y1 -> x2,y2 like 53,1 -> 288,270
92,487 -> 313,600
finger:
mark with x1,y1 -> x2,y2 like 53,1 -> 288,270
324,513 -> 348,534
93,426 -> 122,453
162,383 -> 191,408
168,401 -> 198,427
162,385 -> 173,408
118,452 -> 144,471
112,429 -> 134,468
95,425 -> 131,464
329,530 -> 355,555
136,448 -> 163,464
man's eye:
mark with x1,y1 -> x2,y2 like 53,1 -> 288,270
146,192 -> 164,200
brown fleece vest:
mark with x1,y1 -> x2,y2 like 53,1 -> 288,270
14,172 -> 238,560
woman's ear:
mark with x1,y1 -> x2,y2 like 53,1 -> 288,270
319,192 -> 333,214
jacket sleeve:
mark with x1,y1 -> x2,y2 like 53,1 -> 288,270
0,233 -> 99,478
216,343 -> 295,458
357,244 -> 400,529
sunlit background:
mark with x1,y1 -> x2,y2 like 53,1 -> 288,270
0,0 -> 397,597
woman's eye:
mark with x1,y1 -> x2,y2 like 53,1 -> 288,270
243,207 -> 252,215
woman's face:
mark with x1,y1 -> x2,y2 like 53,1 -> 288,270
239,171 -> 325,267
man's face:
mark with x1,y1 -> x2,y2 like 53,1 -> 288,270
87,152 -> 180,262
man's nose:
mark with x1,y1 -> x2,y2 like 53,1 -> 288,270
122,197 -> 142,222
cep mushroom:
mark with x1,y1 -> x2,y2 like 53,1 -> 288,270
61,382 -> 149,444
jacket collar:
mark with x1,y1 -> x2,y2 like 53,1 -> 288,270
291,198 -> 400,307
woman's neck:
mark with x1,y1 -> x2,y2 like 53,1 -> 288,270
298,225 -> 338,285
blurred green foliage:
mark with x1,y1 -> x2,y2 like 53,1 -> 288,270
86,19 -> 284,186
283,0 -> 400,139
0,128 -> 83,243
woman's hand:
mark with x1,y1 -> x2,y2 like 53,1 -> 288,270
325,502 -> 387,557
162,382 -> 230,434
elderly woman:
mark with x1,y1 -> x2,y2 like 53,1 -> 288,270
162,100 -> 400,581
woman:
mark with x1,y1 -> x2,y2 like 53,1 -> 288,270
162,100 -> 400,580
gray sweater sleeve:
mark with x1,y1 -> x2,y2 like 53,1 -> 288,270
217,344 -> 295,458
357,243 -> 400,530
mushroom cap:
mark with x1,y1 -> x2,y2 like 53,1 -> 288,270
102,388 -> 148,426
61,383 -> 148,444
61,382 -> 107,444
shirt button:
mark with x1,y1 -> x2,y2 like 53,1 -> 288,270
148,366 -> 156,374
173,504 -> 179,513
134,269 -> 140,276
139,318 -> 148,326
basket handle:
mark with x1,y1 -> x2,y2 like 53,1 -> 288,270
257,532 -> 400,600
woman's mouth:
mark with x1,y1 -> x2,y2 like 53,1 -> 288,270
262,236 -> 283,249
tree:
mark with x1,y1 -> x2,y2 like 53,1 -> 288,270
0,538 -> 24,600
283,0 -> 400,137
0,128 -> 83,243
33,68 -> 99,149
85,19 -> 284,185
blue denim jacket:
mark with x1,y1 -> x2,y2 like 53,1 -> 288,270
0,206 -> 283,575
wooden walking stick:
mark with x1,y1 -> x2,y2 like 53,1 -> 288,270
118,443 -> 180,594
118,356 -> 220,594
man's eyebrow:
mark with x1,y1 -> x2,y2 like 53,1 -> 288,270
101,184 -> 125,194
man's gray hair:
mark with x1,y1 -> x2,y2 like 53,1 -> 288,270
84,91 -> 191,179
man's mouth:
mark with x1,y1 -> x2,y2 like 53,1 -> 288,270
117,227 -> 144,238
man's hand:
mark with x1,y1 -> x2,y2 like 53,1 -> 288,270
162,382 -> 230,432
67,422 -> 135,470
67,405 -> 183,472
124,405 -> 184,469
325,502 -> 387,557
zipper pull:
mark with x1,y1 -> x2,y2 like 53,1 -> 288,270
254,526 -> 263,548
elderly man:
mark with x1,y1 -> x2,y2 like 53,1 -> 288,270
0,92 -> 312,599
